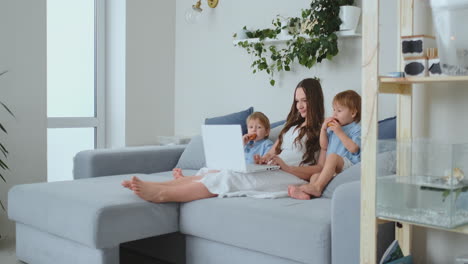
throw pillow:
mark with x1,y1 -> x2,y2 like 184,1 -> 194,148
205,107 -> 254,135
175,135 -> 206,170
378,116 -> 396,139
271,119 -> 286,129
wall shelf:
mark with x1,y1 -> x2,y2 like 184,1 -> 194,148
379,76 -> 468,94
380,76 -> 468,84
232,30 -> 361,45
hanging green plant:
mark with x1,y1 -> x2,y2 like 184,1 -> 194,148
234,0 -> 348,86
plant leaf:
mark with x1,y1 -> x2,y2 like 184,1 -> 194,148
0,199 -> 5,211
270,79 -> 275,86
0,172 -> 5,183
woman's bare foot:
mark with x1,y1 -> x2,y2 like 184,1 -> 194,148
288,185 -> 311,200
299,183 -> 322,197
121,180 -> 133,190
172,168 -> 184,180
131,176 -> 166,203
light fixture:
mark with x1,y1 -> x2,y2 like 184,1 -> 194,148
185,0 -> 219,24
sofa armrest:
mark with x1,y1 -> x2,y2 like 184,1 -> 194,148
73,145 -> 186,179
331,181 -> 361,264
331,181 -> 395,264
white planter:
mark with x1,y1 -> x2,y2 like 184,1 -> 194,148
339,6 -> 361,31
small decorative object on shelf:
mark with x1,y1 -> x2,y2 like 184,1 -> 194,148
401,35 -> 436,58
427,48 -> 442,76
404,56 -> 428,77
376,139 -> 468,229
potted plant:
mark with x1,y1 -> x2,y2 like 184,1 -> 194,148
338,0 -> 361,32
234,0 -> 342,86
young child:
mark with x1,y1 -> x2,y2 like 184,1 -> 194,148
242,111 -> 274,164
288,90 -> 361,199
170,111 -> 274,180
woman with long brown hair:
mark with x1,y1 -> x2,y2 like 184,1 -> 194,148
122,78 -> 326,203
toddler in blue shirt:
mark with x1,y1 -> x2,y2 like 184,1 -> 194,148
243,112 -> 274,164
289,90 -> 361,199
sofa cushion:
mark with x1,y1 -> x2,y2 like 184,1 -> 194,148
8,172 -> 196,249
180,197 -> 331,264
322,150 -> 396,198
205,107 -> 254,135
175,135 -> 206,170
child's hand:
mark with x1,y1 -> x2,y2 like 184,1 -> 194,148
322,117 -> 337,130
328,121 -> 343,134
243,133 -> 257,145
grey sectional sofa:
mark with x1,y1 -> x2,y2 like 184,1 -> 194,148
8,121 -> 396,264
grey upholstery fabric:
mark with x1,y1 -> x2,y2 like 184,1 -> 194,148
322,150 -> 397,198
9,173 -> 179,248
331,181 -> 395,264
186,235 -> 305,264
180,197 -> 331,264
16,223 -> 118,264
175,135 -> 206,170
73,145 -> 185,179
331,181 -> 361,264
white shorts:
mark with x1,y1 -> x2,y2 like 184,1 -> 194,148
342,157 -> 354,171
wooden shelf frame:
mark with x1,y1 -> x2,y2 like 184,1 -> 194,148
361,1 -> 468,263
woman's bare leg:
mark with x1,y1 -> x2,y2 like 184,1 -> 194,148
131,176 -> 216,203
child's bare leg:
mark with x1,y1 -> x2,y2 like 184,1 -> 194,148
300,154 -> 344,197
287,172 -> 321,199
131,176 -> 216,203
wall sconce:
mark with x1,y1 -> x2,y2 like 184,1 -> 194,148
185,0 -> 219,24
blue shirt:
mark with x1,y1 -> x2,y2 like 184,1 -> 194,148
244,138 -> 274,164
326,122 -> 361,164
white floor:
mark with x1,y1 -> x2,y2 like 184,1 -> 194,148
0,236 -> 23,264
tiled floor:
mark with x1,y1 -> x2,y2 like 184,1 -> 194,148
0,237 -> 23,264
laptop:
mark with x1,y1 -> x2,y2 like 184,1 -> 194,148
201,125 -> 280,173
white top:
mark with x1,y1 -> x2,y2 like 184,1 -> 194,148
278,125 -> 307,166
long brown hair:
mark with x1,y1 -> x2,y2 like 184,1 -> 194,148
275,78 -> 324,165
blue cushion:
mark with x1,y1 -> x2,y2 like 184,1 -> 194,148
378,116 -> 396,139
204,107 -> 254,135
271,120 -> 286,128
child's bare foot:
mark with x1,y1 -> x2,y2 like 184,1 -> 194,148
121,180 -> 133,190
131,176 -> 166,203
172,168 -> 184,180
299,183 -> 323,197
288,185 -> 311,200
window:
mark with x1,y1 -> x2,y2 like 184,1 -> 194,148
47,0 -> 105,182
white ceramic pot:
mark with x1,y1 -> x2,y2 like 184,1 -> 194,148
339,6 -> 361,31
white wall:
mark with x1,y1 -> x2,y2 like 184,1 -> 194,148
0,0 -> 47,238
174,0 -> 387,137
125,0 -> 176,146
106,0 -> 176,148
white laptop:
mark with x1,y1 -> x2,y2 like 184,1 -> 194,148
201,125 -> 280,173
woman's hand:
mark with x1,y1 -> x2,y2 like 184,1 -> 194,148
256,153 -> 274,164
270,155 -> 289,170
